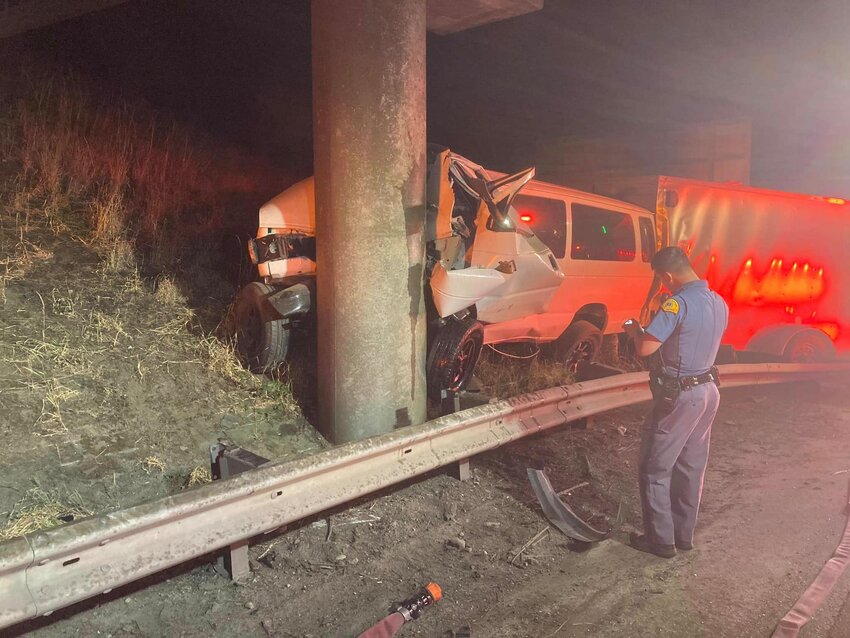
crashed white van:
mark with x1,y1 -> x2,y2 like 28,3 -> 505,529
232,147 -> 655,398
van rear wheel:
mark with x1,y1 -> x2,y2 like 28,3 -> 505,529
230,282 -> 290,373
427,320 -> 485,400
551,320 -> 603,374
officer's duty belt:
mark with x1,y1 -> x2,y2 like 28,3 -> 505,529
674,367 -> 719,390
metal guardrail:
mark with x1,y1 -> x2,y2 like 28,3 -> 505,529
0,362 -> 847,629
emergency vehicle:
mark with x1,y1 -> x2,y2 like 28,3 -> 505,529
644,176 -> 845,362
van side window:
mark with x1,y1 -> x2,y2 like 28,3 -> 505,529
512,194 -> 567,258
639,218 -> 656,262
570,204 -> 636,261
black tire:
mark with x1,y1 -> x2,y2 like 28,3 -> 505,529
551,320 -> 603,373
427,320 -> 485,400
230,282 -> 289,373
782,329 -> 837,363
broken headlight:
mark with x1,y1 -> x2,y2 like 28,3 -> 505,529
248,234 -> 316,265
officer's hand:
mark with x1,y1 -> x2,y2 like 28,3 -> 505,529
622,318 -> 641,338
639,303 -> 652,326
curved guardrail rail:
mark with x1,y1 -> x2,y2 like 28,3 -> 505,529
0,362 -> 847,629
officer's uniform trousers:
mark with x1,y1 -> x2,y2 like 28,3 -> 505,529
639,381 -> 720,547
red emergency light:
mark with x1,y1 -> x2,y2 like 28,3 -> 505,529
519,213 -> 533,223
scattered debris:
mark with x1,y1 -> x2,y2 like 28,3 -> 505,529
617,425 -> 628,436
557,481 -> 589,497
527,469 -> 607,543
511,526 -> 550,565
443,502 -> 458,521
446,537 -> 466,550
143,456 -> 167,474
258,550 -> 279,570
309,513 -> 381,530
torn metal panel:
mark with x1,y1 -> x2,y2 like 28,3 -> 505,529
527,468 -> 607,543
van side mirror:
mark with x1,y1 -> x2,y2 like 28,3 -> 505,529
664,190 -> 679,208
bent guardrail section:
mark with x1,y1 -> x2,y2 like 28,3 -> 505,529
0,363 -> 847,629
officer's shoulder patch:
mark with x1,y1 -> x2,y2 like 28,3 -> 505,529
661,298 -> 680,314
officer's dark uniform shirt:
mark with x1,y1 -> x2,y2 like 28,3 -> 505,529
645,280 -> 729,377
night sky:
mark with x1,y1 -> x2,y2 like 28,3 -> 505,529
8,0 -> 850,195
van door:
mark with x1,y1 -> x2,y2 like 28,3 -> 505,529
549,203 -> 652,333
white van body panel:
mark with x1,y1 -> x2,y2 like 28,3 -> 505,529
253,160 -> 656,347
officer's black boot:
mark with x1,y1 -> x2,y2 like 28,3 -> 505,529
629,532 -> 676,558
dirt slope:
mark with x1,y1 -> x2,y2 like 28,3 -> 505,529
0,215 -> 324,524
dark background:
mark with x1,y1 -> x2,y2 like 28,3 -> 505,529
7,0 -> 850,195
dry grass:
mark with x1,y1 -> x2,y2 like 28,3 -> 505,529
143,456 -> 167,473
34,378 -> 78,436
0,58 -> 307,456
186,466 -> 212,488
2,56 -> 280,271
198,333 -> 251,384
154,275 -> 186,306
0,488 -> 92,541
87,310 -> 129,346
0,233 -> 52,303
101,239 -> 137,275
476,346 -> 576,399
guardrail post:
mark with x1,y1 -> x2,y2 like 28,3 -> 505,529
448,458 -> 471,482
210,443 -> 271,582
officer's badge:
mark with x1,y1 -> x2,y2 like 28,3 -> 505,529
661,298 -> 680,314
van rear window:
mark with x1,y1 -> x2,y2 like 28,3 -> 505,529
570,205 -> 636,262
512,194 -> 567,258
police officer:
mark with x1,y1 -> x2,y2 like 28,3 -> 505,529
623,246 -> 729,558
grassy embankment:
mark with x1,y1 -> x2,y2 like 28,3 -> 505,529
0,63 -> 308,536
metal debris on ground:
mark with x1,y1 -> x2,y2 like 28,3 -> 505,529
527,468 -> 607,543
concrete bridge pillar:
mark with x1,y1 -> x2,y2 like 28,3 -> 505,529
312,0 -> 428,444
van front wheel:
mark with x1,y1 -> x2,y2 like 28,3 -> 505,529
551,320 -> 603,374
427,320 -> 485,400
230,282 -> 290,373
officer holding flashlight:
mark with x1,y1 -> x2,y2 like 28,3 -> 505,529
622,246 -> 728,558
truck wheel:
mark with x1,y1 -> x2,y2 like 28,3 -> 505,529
552,320 -> 603,373
427,320 -> 484,400
231,282 -> 289,373
782,329 -> 837,363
